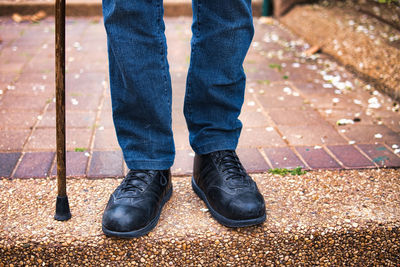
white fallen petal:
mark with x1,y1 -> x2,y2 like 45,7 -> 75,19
392,144 -> 399,149
337,119 -> 354,125
368,103 -> 381,109
374,133 -> 383,139
335,82 -> 346,90
292,62 -> 300,68
323,74 -> 334,81
71,98 -> 79,105
348,140 -> 356,145
283,87 -> 292,94
265,127 -> 274,132
345,81 -> 353,88
247,101 -> 255,106
368,97 -> 377,103
314,146 -> 322,149
332,98 -> 340,103
271,34 -> 279,41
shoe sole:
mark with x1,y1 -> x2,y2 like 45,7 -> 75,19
191,177 -> 266,228
102,186 -> 173,238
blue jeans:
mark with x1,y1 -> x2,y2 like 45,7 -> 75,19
103,0 -> 254,170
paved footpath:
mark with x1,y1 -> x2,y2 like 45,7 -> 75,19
0,16 -> 399,178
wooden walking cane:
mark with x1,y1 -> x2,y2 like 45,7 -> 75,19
54,0 -> 71,221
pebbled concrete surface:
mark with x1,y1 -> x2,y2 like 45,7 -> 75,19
0,169 -> 399,265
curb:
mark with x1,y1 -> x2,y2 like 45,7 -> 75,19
0,1 -> 263,17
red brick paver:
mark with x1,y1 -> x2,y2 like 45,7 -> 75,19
358,144 -> 400,168
0,16 -> 399,178
0,152 -> 20,177
13,152 -> 54,178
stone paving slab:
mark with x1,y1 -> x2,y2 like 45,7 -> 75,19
0,16 -> 399,178
1,169 -> 399,265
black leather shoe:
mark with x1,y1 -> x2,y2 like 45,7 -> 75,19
192,150 -> 266,227
102,169 -> 172,238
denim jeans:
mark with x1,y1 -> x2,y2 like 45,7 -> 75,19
102,0 -> 254,170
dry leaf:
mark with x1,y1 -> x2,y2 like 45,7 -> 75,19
12,11 -> 47,23
12,13 -> 24,23
304,45 -> 321,56
31,11 -> 47,22
259,16 -> 274,25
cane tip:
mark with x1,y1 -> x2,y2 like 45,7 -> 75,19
54,195 -> 72,221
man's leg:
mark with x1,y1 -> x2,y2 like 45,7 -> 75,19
184,0 -> 253,153
104,0 -> 174,170
185,0 -> 266,227
101,0 -> 173,238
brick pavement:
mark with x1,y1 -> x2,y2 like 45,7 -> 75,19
0,16 -> 399,178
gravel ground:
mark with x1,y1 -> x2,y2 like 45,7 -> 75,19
1,169 -> 399,265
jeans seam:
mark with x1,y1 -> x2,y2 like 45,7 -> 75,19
156,0 -> 170,117
185,0 -> 201,125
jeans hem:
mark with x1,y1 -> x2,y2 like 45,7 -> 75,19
125,159 -> 174,171
192,141 -> 238,155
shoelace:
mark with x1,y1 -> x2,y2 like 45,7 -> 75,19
214,151 -> 250,185
120,170 -> 168,193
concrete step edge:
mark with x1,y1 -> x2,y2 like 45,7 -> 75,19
1,223 -> 398,265
1,169 -> 399,265
0,1 -> 263,17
